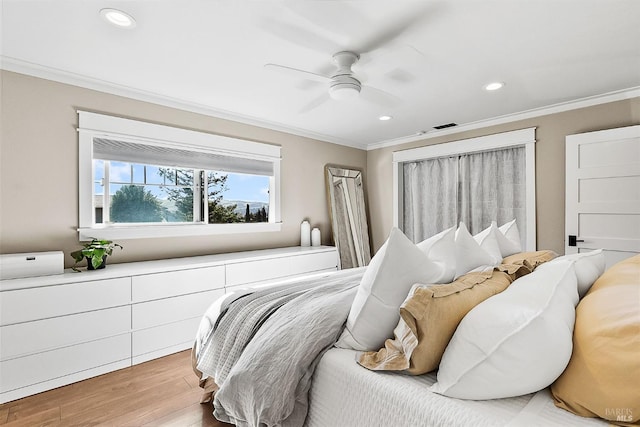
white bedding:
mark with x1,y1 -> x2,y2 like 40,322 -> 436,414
306,348 -> 607,427
195,264 -> 610,427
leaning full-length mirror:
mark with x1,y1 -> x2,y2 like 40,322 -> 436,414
325,165 -> 372,269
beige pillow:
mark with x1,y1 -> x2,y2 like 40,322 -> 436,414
551,254 -> 640,424
358,269 -> 513,375
501,250 -> 558,279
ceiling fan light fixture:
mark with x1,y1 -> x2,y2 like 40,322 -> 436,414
329,83 -> 361,100
100,8 -> 137,28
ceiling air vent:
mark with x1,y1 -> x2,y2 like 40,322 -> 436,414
433,122 -> 457,130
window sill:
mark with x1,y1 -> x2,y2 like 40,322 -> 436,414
78,222 -> 282,241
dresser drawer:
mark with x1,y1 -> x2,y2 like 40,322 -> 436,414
133,316 -> 201,359
0,333 -> 131,394
1,306 -> 131,361
132,266 -> 225,303
225,251 -> 338,286
132,289 -> 223,330
0,277 -> 131,325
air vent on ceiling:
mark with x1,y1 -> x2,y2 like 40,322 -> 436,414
433,122 -> 457,130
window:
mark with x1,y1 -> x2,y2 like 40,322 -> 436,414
392,128 -> 536,250
78,111 -> 281,240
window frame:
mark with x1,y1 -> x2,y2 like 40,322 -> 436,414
78,111 -> 281,241
391,127 -> 537,250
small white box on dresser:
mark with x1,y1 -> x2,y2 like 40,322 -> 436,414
0,251 -> 64,280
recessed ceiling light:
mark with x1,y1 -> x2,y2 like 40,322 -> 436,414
484,82 -> 505,91
379,115 -> 393,121
100,8 -> 136,28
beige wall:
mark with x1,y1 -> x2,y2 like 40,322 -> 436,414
0,71 -> 367,267
367,97 -> 640,255
2,70 -> 638,266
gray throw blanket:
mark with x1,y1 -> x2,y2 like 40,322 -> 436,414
195,268 -> 365,427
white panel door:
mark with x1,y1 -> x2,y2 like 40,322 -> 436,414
565,125 -> 640,268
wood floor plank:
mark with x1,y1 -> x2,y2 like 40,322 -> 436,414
65,364 -> 190,414
97,387 -> 206,426
60,377 -> 191,425
3,406 -> 60,427
140,401 -> 227,427
0,350 -> 231,427
0,406 -> 9,424
182,371 -> 201,389
0,387 -> 66,421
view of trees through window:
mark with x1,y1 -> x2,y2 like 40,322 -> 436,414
94,160 -> 270,224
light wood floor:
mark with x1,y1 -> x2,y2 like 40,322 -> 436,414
0,350 -> 233,427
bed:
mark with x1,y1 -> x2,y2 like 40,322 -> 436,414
193,222 -> 639,427
305,349 -> 604,427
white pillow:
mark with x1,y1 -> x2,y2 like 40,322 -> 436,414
336,228 -> 448,351
431,260 -> 579,400
454,223 -> 496,279
416,226 -> 456,283
498,219 -> 522,257
544,249 -> 605,298
475,220 -> 523,258
473,222 -> 504,265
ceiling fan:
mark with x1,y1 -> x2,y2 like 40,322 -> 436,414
265,50 -> 404,113
261,3 -> 439,113
265,51 -> 386,105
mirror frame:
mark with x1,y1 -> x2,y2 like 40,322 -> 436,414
325,164 -> 372,269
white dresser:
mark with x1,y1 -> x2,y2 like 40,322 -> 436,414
0,246 -> 338,404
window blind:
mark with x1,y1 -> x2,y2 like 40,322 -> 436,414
93,138 -> 274,176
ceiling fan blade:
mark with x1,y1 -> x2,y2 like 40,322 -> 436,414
258,16 -> 337,54
283,0 -> 371,37
360,86 -> 402,108
356,4 -> 441,54
299,93 -> 331,114
354,35 -> 429,91
264,63 -> 330,84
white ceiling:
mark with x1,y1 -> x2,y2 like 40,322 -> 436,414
2,1 -> 639,150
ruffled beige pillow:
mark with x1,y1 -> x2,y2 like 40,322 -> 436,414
501,250 -> 558,278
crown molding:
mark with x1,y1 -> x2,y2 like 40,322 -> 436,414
3,56 -> 638,153
0,56 -> 368,150
367,87 -> 640,151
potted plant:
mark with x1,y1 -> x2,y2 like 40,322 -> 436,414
71,238 -> 123,271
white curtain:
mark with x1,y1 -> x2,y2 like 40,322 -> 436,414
403,146 -> 526,244
403,156 -> 458,242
